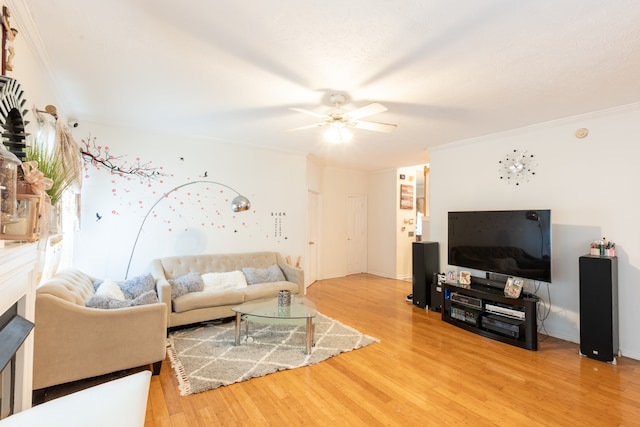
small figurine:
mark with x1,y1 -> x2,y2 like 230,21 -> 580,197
2,7 -> 18,73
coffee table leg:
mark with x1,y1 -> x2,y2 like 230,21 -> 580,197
305,317 -> 313,354
235,312 -> 241,345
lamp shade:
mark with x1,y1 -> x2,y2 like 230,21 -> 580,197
231,195 -> 251,212
324,126 -> 352,143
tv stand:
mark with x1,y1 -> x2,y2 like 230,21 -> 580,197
441,278 -> 539,350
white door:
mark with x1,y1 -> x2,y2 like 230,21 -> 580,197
306,191 -> 319,287
346,195 -> 367,275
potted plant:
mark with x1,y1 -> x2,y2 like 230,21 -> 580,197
24,143 -> 73,206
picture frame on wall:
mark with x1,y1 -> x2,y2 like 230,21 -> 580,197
400,184 -> 414,209
504,276 -> 524,298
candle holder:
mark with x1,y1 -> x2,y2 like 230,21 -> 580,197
277,290 -> 291,307
0,193 -> 40,242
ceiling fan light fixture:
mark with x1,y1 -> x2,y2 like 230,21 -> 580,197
288,91 -> 396,138
325,125 -> 352,143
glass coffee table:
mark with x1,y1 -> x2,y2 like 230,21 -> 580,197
232,297 -> 317,354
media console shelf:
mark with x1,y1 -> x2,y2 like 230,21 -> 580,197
441,278 -> 539,350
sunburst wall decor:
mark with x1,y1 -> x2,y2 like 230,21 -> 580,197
498,149 -> 538,185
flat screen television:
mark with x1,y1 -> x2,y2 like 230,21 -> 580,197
448,210 -> 551,283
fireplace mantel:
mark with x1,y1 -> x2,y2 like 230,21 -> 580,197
0,243 -> 37,415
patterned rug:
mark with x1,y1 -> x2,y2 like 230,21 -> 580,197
167,313 -> 378,395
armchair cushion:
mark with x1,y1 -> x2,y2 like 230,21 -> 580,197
96,279 -> 126,300
86,289 -> 159,309
119,273 -> 156,299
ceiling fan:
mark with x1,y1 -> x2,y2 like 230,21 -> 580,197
287,92 -> 397,143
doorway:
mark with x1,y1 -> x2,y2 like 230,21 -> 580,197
346,195 -> 367,275
306,191 -> 319,288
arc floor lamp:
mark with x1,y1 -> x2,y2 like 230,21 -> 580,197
124,180 -> 251,279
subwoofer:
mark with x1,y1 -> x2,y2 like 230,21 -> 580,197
411,242 -> 439,309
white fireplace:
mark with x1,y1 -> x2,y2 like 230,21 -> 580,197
0,243 -> 37,418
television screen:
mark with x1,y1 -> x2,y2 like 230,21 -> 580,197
448,210 -> 551,283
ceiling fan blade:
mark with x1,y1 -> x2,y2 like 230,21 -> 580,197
290,107 -> 330,119
285,123 -> 325,132
344,102 -> 387,120
353,120 -> 398,133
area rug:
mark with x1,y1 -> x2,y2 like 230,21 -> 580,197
167,313 -> 378,395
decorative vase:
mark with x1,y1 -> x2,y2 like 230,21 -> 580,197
0,146 -> 20,224
278,290 -> 291,307
49,202 -> 62,234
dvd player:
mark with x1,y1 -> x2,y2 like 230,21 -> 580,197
484,303 -> 526,320
450,306 -> 481,326
450,292 -> 483,310
482,314 -> 524,338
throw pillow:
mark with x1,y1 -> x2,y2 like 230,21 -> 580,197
96,279 -> 126,300
242,264 -> 286,285
85,290 -> 159,309
169,272 -> 205,300
201,271 -> 247,291
132,289 -> 160,306
119,273 -> 156,299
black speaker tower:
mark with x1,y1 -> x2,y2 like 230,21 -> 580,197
412,242 -> 439,309
579,255 -> 619,363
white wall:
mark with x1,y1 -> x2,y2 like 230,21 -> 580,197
429,103 -> 640,359
366,169 -> 397,279
71,121 -> 307,279
396,167 -> 420,280
7,2 -> 61,138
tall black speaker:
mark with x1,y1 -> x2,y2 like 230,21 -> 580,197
412,242 -> 439,309
579,255 -> 618,363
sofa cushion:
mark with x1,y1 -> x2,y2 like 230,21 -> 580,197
241,264 -> 285,285
202,271 -> 247,291
242,281 -> 299,301
172,289 -> 245,313
96,279 -> 126,300
86,290 -> 160,309
169,272 -> 205,300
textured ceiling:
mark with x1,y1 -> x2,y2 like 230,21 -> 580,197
12,0 -> 640,171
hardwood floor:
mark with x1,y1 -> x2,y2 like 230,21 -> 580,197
143,274 -> 638,425
145,274 -> 640,427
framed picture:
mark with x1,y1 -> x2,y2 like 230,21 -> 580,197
400,184 -> 414,210
504,277 -> 524,299
446,270 -> 457,283
459,271 -> 471,287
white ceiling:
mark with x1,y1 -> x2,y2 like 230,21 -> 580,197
13,0 -> 640,171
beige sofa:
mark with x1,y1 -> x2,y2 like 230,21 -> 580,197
151,251 -> 304,328
33,269 -> 167,391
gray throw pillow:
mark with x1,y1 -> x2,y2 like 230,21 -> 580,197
242,264 -> 286,285
119,273 -> 156,299
86,289 -> 159,309
169,272 -> 204,300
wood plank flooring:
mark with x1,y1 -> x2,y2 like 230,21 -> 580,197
37,273 -> 640,425
142,274 -> 640,426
